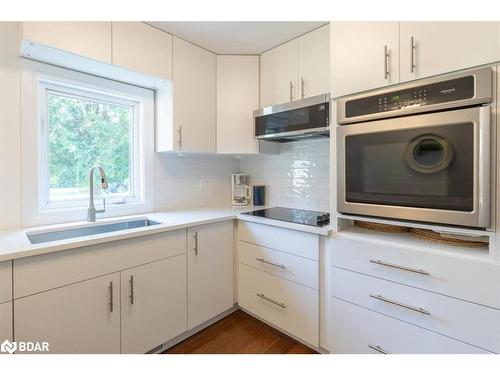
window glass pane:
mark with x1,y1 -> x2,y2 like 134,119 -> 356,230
47,91 -> 132,202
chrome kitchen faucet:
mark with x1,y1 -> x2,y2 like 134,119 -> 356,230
87,164 -> 109,222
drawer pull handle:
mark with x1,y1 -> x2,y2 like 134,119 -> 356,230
368,344 -> 390,354
256,293 -> 287,309
369,294 -> 431,315
256,258 -> 287,269
369,259 -> 430,276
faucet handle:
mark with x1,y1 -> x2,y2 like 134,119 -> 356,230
97,198 -> 106,214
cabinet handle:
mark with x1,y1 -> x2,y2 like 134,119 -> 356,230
109,281 -> 114,313
193,231 -> 198,255
410,36 -> 416,73
177,126 -> 182,149
384,45 -> 389,79
369,259 -> 430,276
256,257 -> 287,269
369,294 -> 431,315
129,275 -> 134,305
289,81 -> 294,101
301,77 -> 305,99
368,344 -> 390,354
256,293 -> 286,309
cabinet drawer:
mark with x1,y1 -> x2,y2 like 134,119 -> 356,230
332,236 -> 500,308
14,229 -> 186,298
238,221 -> 319,261
329,297 -> 489,354
238,241 -> 319,290
0,301 -> 13,343
331,267 -> 500,353
238,264 -> 319,346
0,261 -> 12,303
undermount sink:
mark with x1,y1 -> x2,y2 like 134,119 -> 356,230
26,218 -> 162,245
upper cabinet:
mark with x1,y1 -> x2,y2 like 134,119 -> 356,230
217,55 -> 260,154
260,39 -> 299,107
172,37 -> 216,153
112,22 -> 173,80
399,22 -> 500,82
298,24 -> 331,99
331,22 -> 400,98
331,21 -> 500,98
260,24 -> 331,108
21,22 -> 112,63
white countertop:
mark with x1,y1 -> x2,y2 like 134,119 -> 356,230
0,206 -> 331,262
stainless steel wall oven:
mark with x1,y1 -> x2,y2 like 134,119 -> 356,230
337,67 -> 493,228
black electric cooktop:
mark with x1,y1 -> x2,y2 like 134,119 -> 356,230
242,207 -> 330,227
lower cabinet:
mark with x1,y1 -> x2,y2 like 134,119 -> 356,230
329,297 -> 489,354
187,221 -> 234,329
239,264 -> 319,346
14,273 -> 121,354
0,301 -> 12,343
120,255 -> 187,354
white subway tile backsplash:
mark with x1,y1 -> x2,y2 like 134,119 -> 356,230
153,139 -> 330,213
240,139 -> 330,212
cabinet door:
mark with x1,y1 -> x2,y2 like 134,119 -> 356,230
331,22 -> 399,97
112,22 -> 173,79
260,39 -> 298,107
21,22 -> 112,63
187,221 -> 234,329
0,302 -> 12,343
400,22 -> 500,82
0,261 -> 12,304
173,37 -> 216,153
120,255 -> 187,354
298,24 -> 331,99
216,55 -> 260,154
14,273 -> 120,354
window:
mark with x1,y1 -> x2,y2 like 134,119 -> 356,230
22,63 -> 155,226
40,80 -> 140,207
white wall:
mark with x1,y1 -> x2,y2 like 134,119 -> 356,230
154,153 -> 239,211
0,22 -> 22,230
239,139 -> 330,212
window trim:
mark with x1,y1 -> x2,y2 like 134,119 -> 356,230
21,61 -> 155,227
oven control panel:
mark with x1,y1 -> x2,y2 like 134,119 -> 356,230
345,75 -> 475,119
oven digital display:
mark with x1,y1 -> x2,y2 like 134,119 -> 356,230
345,76 -> 475,118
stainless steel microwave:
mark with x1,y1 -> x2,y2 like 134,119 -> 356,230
254,93 -> 330,142
336,67 -> 493,228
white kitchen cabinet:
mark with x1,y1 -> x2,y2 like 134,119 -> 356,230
172,36 -> 216,153
260,39 -> 299,107
331,22 -> 400,97
120,255 -> 187,353
112,22 -> 173,79
329,297 -> 488,354
0,302 -> 12,343
298,24 -> 331,99
400,22 -> 500,82
187,221 -> 234,329
21,22 -> 112,63
14,273 -> 120,354
216,55 -> 260,154
0,261 -> 12,304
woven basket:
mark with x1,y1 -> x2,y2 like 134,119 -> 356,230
355,221 -> 410,233
409,228 -> 488,248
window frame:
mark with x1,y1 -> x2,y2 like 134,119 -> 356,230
21,61 -> 155,226
39,80 -> 141,209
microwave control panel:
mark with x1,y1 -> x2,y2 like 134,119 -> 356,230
345,75 -> 475,119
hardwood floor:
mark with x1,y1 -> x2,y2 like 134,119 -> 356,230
163,310 -> 317,354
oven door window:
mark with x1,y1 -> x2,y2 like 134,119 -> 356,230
345,123 -> 474,211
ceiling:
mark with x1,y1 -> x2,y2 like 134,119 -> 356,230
147,21 -> 328,54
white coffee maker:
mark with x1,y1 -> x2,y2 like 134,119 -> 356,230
231,174 -> 251,206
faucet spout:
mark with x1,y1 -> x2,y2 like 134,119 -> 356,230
87,164 -> 109,222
